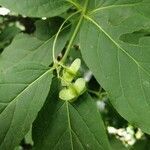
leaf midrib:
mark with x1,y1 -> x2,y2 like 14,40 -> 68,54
90,2 -> 142,14
83,13 -> 150,117
72,105 -> 106,150
69,0 -> 150,78
0,68 -> 53,114
84,15 -> 150,78
66,102 -> 74,150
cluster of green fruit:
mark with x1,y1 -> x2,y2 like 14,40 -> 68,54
59,58 -> 86,102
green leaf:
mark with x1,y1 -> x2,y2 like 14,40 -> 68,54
34,18 -> 65,41
59,87 -> 76,101
0,25 -> 70,71
0,63 -> 53,149
131,140 -> 150,150
33,78 -> 111,150
110,138 -> 129,150
0,26 -> 20,42
24,127 -> 34,145
0,0 -> 71,18
34,20 -> 54,41
0,25 -> 21,50
79,0 -> 150,134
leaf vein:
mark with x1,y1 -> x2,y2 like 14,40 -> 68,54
71,106 -> 105,150
90,2 -> 142,14
84,16 -> 150,79
0,69 -> 53,114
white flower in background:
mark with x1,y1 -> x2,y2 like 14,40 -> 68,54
107,125 -> 144,147
135,129 -> 143,139
0,7 -> 10,15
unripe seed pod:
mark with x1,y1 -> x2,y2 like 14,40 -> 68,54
73,78 -> 86,95
61,58 -> 81,86
59,78 -> 86,102
59,87 -> 76,101
69,58 -> 81,74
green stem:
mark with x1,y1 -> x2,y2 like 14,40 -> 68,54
52,11 -> 80,63
67,0 -> 82,11
60,14 -> 83,63
88,90 -> 101,97
60,0 -> 89,64
88,89 -> 108,100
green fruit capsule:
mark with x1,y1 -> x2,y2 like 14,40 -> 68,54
69,58 -> 81,74
59,87 -> 76,101
61,71 -> 74,86
61,58 -> 81,86
73,78 -> 86,95
59,78 -> 86,102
